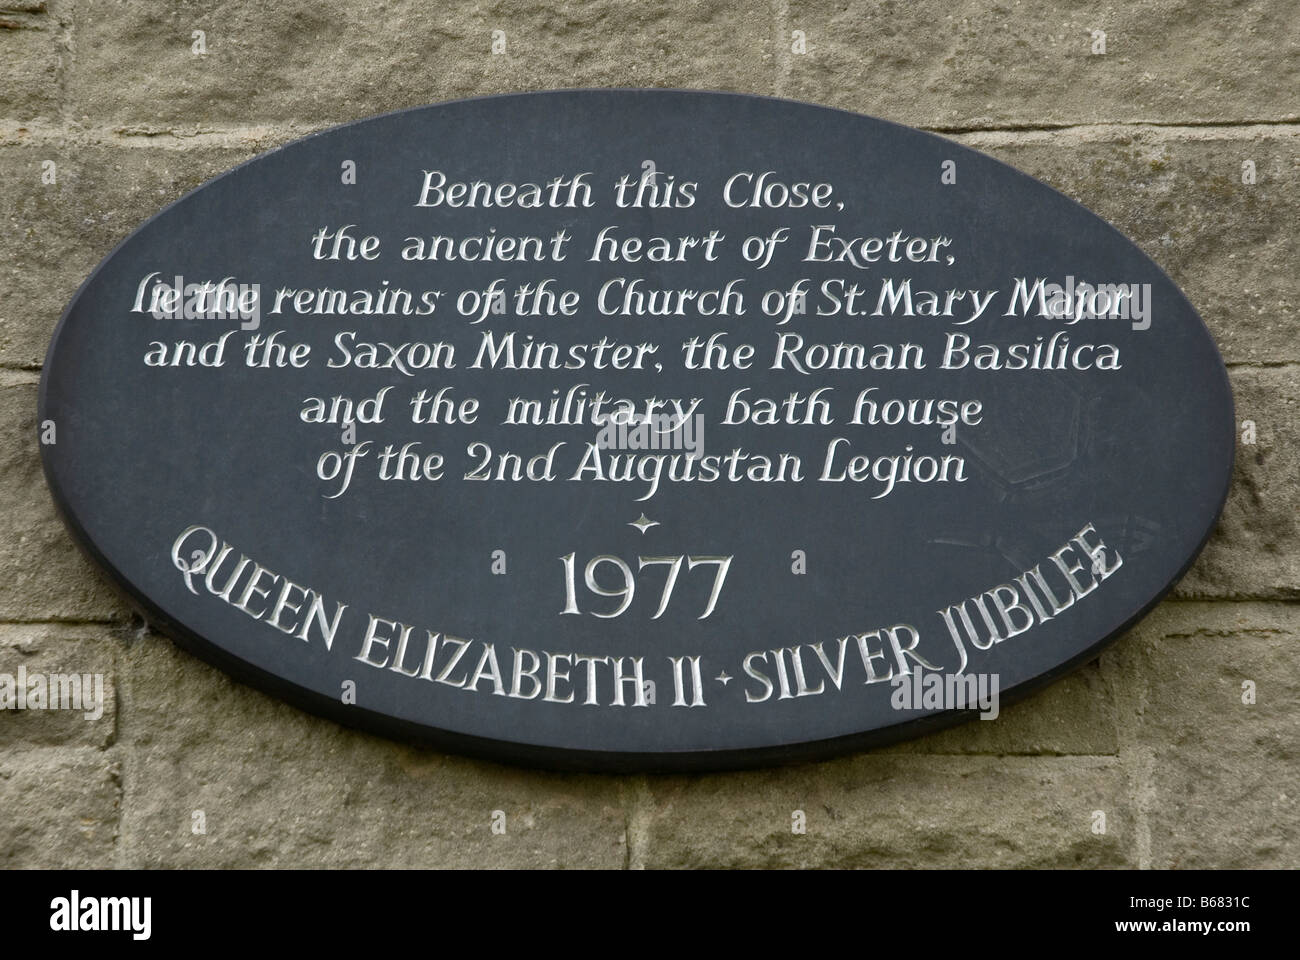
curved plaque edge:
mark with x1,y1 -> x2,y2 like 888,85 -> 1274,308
35,88 -> 1239,773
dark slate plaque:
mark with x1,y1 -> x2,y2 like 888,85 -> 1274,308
39,90 -> 1234,771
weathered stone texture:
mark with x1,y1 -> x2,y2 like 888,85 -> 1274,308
67,0 -> 775,127
0,378 -> 130,620
637,755 -> 1133,868
0,2 -> 68,122
1109,601 -> 1299,868
0,623 -> 116,748
0,140 -> 267,369
967,128 -> 1300,366
1176,367 -> 1300,600
882,659 -> 1117,756
0,747 -> 119,867
115,630 -> 628,868
786,1 -> 1300,127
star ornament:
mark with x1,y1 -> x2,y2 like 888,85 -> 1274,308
629,513 -> 659,534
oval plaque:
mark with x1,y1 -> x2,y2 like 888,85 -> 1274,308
40,91 -> 1234,771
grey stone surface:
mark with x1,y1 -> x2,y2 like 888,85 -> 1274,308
1177,366 -> 1300,600
1109,600 -> 1299,868
636,755 -> 1133,868
0,378 -> 130,620
0,623 -> 116,748
116,629 -> 628,868
0,140 -> 265,369
786,0 -> 1300,128
0,2 -> 68,122
0,746 -> 119,867
881,659 -> 1118,756
66,0 -> 775,128
966,127 -> 1300,366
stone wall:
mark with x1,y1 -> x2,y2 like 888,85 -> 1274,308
2,0 -> 1295,868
